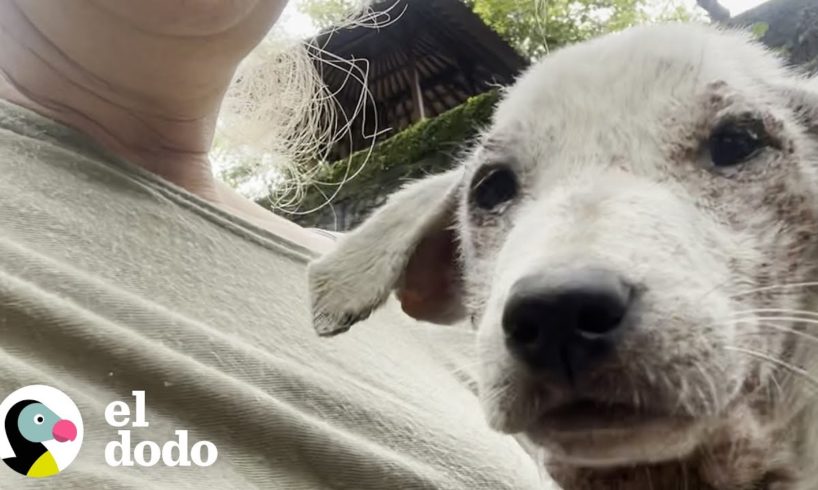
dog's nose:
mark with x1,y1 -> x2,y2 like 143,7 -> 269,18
502,268 -> 633,379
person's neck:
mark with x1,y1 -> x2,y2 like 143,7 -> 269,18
0,67 -> 224,202
0,0 -> 337,253
5,92 -> 221,201
0,0 -> 231,200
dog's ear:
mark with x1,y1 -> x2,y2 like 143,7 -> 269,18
308,170 -> 466,336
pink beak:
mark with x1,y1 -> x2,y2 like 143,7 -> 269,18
52,419 -> 77,443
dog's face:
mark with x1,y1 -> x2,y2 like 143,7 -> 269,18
310,24 -> 818,474
461,24 -> 818,467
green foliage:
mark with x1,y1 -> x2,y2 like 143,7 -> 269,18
297,0 -> 359,30
750,21 -> 770,39
297,0 -> 697,59
300,90 -> 500,205
464,0 -> 696,59
219,163 -> 257,189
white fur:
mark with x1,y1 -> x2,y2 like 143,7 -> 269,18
310,23 -> 818,488
309,169 -> 461,335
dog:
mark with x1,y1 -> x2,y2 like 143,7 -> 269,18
308,23 -> 818,489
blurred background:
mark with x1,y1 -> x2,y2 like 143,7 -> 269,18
212,0 -> 817,231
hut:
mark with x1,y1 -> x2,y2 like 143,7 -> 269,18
308,0 -> 527,160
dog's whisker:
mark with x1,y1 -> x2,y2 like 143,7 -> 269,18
450,358 -> 506,375
726,317 -> 818,334
730,282 -> 818,298
694,363 -> 720,415
724,308 -> 818,319
743,322 -> 818,345
725,346 -> 818,389
769,371 -> 785,403
712,316 -> 818,330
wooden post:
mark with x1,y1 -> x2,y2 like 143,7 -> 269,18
409,48 -> 426,121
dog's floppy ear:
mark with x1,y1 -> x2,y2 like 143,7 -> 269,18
309,170 -> 465,336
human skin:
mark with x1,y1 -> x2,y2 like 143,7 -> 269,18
0,0 -> 334,252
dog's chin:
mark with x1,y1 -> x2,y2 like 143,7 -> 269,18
524,401 -> 710,467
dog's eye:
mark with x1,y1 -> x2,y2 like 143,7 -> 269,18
709,120 -> 767,168
471,166 -> 518,211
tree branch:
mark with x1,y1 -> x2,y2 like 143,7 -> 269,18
697,0 -> 731,23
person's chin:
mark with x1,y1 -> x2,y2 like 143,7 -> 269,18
524,402 -> 710,467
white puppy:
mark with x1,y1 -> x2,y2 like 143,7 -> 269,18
309,23 -> 818,489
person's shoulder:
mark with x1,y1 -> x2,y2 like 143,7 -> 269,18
0,98 -> 107,168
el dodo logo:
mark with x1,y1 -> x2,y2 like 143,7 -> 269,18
104,391 -> 217,468
0,385 -> 82,478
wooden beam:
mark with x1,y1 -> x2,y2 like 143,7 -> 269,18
377,25 -> 428,123
409,47 -> 426,120
414,6 -> 522,84
696,0 -> 730,22
398,64 -> 469,101
432,82 -> 461,108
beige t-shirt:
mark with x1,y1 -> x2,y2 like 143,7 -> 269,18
0,100 -> 547,489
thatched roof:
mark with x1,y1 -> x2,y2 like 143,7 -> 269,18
308,0 -> 527,159
730,0 -> 812,47
731,0 -> 818,71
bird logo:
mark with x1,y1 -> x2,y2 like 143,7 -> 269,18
0,386 -> 83,478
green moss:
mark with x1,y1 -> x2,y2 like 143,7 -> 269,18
295,90 -> 501,208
